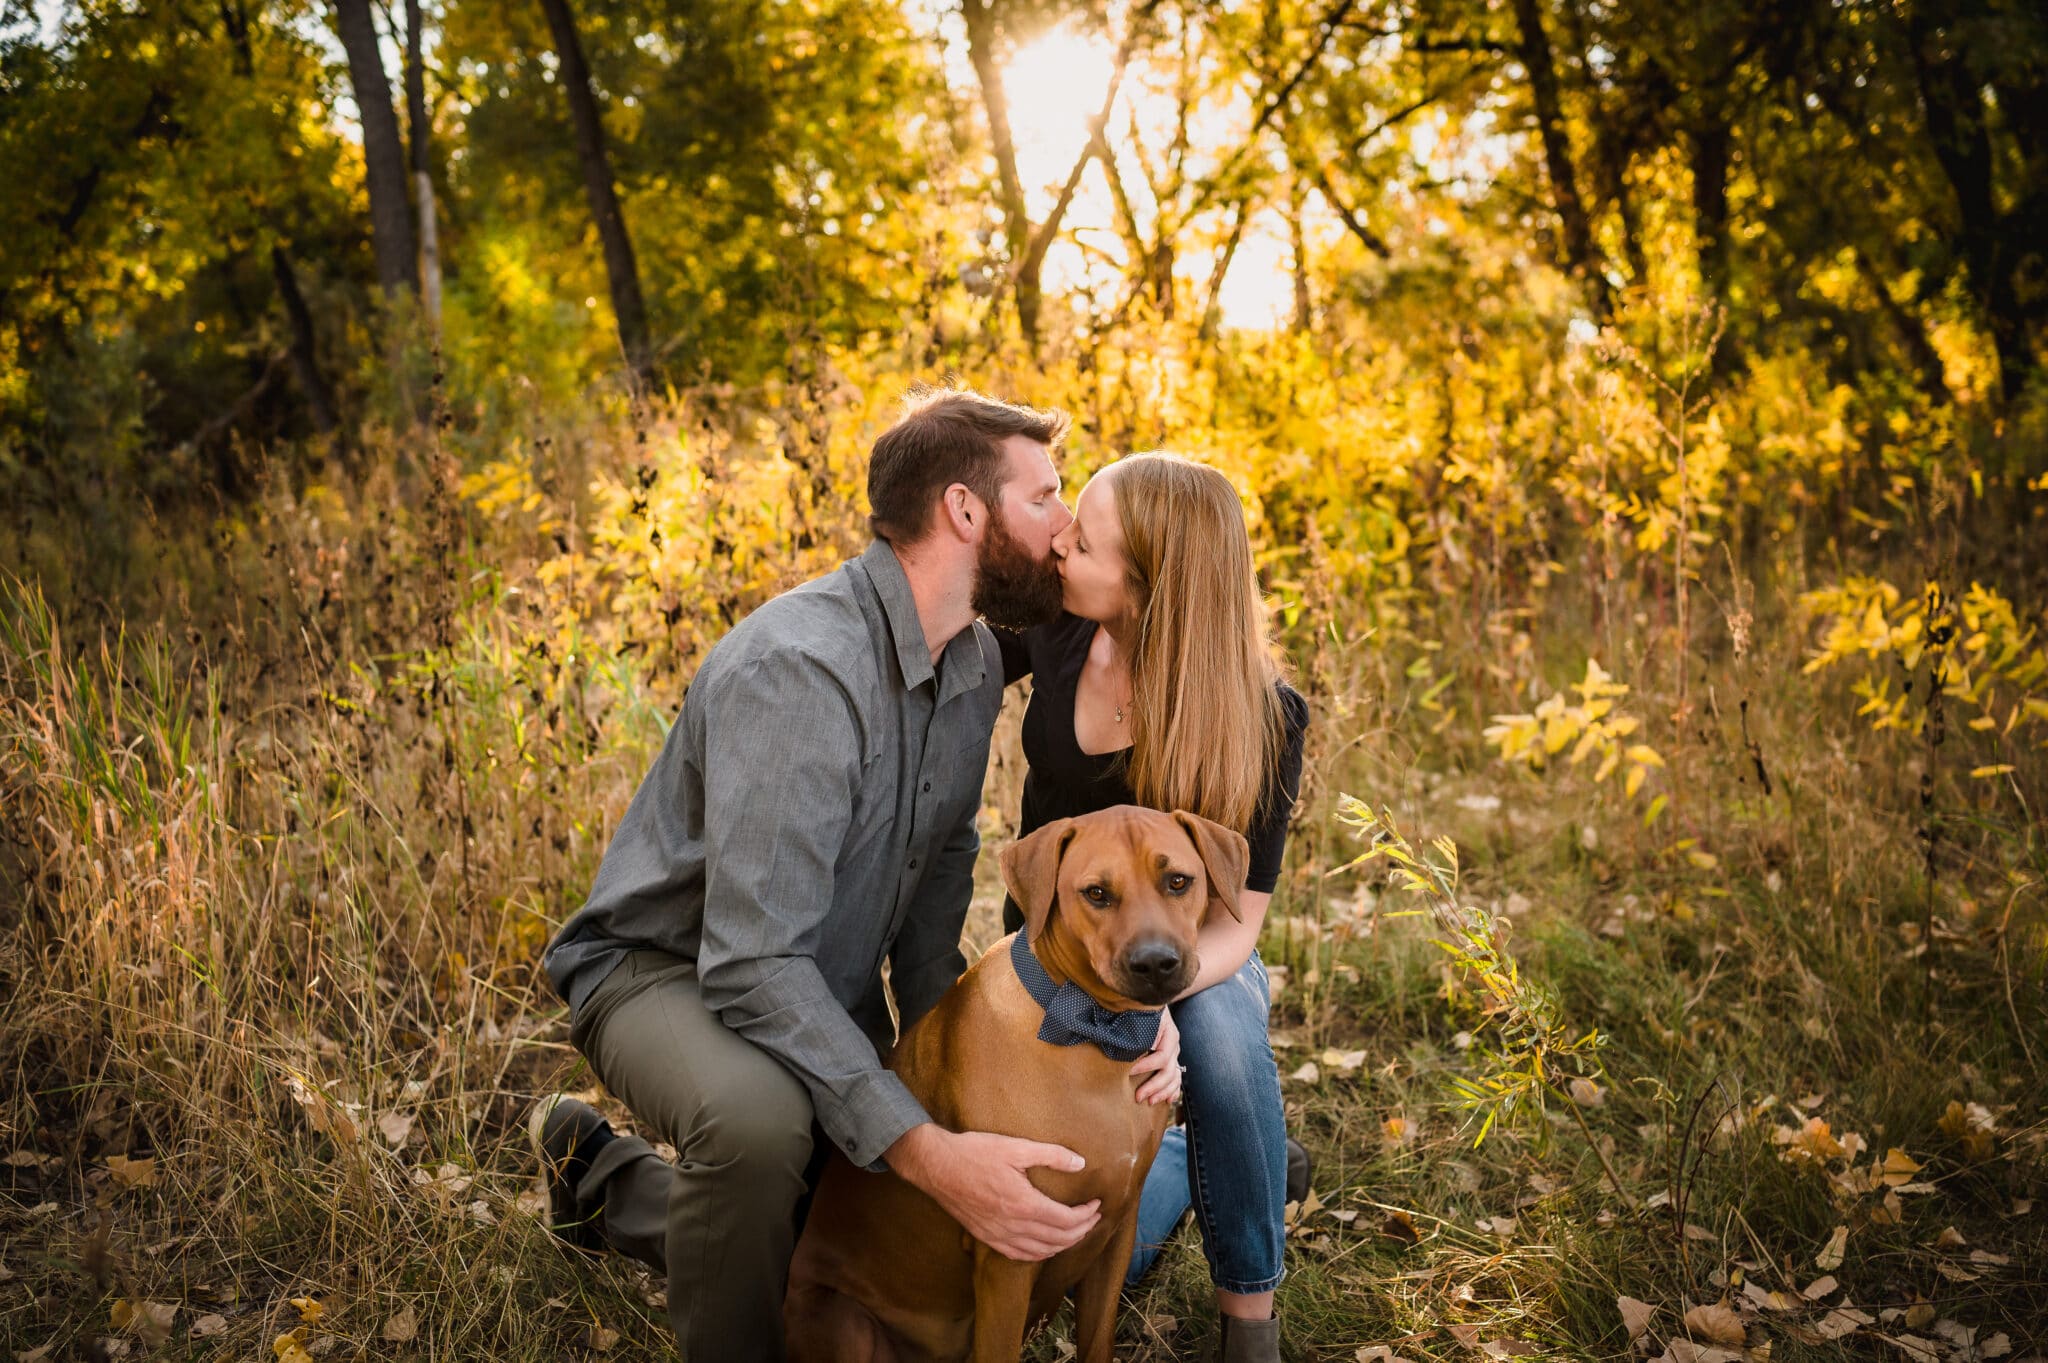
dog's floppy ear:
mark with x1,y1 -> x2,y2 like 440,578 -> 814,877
1171,810 -> 1250,924
1000,817 -> 1078,941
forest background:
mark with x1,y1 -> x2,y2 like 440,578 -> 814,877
1,0 -> 2045,1358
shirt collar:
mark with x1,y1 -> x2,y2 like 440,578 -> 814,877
857,539 -> 988,701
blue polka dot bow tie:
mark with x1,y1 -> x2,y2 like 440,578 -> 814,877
1009,929 -> 1164,1063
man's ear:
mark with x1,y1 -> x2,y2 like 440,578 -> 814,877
1171,810 -> 1250,925
1000,818 -> 1077,941
939,482 -> 986,542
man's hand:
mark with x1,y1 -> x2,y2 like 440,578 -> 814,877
1130,1006 -> 1182,1106
884,1124 -> 1102,1261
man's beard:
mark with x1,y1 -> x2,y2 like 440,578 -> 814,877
971,516 -> 1064,632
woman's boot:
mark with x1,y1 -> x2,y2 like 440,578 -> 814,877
1216,1312 -> 1282,1362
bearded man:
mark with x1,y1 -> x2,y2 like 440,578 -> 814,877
532,386 -> 1182,1361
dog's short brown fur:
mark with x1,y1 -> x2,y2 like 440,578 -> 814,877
785,805 -> 1249,1363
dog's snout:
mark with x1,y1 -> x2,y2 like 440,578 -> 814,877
1123,939 -> 1184,980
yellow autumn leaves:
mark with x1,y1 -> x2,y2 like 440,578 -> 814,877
1483,658 -> 1668,806
1801,577 -> 2048,757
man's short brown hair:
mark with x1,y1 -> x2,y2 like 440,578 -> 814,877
867,385 -> 1071,545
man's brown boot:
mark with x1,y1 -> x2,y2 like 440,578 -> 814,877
1216,1312 -> 1281,1362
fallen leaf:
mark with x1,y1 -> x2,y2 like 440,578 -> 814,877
588,1325 -> 620,1352
273,1331 -> 315,1363
382,1303 -> 417,1343
1878,1148 -> 1924,1186
289,1297 -> 324,1325
1683,1302 -> 1745,1348
110,1299 -> 175,1344
1930,1226 -> 1966,1249
1933,1320 -> 1977,1349
192,1314 -> 228,1337
1380,1209 -> 1421,1245
377,1111 -> 414,1147
1774,1116 -> 1847,1166
1968,1249 -> 2011,1267
15,1346 -> 51,1363
1478,1215 -> 1517,1236
1569,1077 -> 1605,1107
1289,1061 -> 1321,1084
1869,1188 -> 1905,1225
1934,1262 -> 1981,1283
1816,1224 -> 1848,1271
105,1155 -> 156,1190
283,1072 -> 360,1146
1382,1115 -> 1412,1145
1658,1343 -> 1746,1363
1884,1335 -> 1941,1362
1742,1280 -> 1799,1311
1938,1101 -> 1999,1161
1617,1295 -> 1657,1340
1802,1275 -> 1838,1300
1979,1333 -> 2012,1359
1447,1323 -> 1482,1348
1814,1307 -> 1874,1340
1357,1348 -> 1417,1363
1904,1303 -> 1935,1330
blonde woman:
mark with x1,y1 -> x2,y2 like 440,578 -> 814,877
995,453 -> 1308,1363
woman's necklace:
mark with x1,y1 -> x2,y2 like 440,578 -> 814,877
1094,628 -> 1133,725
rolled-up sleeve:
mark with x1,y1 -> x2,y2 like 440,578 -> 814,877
694,651 -> 930,1169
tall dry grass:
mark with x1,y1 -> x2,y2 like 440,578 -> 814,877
1,364 -> 2043,1359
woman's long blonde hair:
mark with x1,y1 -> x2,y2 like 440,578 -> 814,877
1110,453 -> 1286,834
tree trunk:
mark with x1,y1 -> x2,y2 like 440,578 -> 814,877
538,0 -> 654,387
1908,12 -> 2031,401
330,0 -> 417,299
1689,109 -> 1732,305
1508,0 -> 1611,320
1288,178 -> 1312,334
271,244 -> 342,438
961,0 -> 1040,344
1200,199 -> 1249,341
1552,0 -> 1647,290
405,0 -> 443,335
1852,245 -> 1953,405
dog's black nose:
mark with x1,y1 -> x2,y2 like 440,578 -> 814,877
1123,939 -> 1183,980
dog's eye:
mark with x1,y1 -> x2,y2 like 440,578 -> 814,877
1082,884 -> 1111,906
1165,873 -> 1192,894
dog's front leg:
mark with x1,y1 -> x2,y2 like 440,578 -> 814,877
968,1243 -> 1037,1363
1071,1211 -> 1141,1363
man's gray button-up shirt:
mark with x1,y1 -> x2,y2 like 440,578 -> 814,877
543,539 -> 1003,1169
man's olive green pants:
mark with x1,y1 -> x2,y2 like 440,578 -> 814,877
569,949 -> 826,1362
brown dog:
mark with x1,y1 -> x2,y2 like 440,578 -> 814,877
785,805 -> 1249,1363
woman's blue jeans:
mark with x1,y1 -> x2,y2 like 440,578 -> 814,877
1126,951 -> 1286,1293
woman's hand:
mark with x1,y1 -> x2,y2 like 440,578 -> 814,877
1130,1006 -> 1182,1105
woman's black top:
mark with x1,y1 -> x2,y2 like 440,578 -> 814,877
994,613 -> 1309,895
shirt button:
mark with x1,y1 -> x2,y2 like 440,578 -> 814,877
908,859 -> 919,871
922,781 -> 931,792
